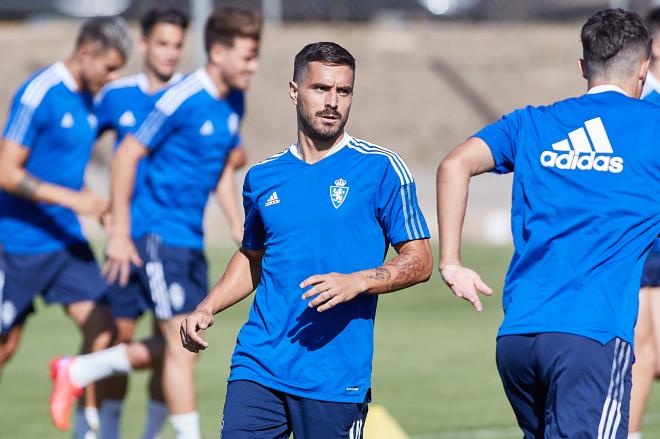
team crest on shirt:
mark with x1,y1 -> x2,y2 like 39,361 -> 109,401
330,178 -> 349,209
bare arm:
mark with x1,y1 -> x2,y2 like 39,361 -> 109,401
214,148 -> 245,245
436,137 -> 496,311
0,138 -> 108,217
180,248 -> 264,352
102,134 -> 147,286
301,238 -> 433,312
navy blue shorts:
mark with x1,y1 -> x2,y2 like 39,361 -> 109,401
104,234 -> 208,320
221,380 -> 369,439
641,251 -> 660,287
496,333 -> 632,439
0,243 -> 106,333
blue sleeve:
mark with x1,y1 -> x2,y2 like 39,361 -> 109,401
376,157 -> 430,245
473,109 -> 522,174
228,90 -> 244,150
3,85 -> 46,149
133,106 -> 177,151
93,87 -> 113,133
241,171 -> 266,250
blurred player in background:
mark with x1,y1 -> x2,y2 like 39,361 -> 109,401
628,8 -> 660,439
91,7 -> 188,439
49,7 -> 262,439
0,16 -> 130,430
180,41 -> 433,439
437,8 -> 660,438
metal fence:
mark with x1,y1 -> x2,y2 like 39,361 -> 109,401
1,0 -> 660,22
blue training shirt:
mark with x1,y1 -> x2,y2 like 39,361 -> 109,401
230,133 -> 430,403
94,73 -> 183,199
0,62 -> 97,254
474,85 -> 660,345
130,68 -> 243,248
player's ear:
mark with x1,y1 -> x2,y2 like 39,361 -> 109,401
639,57 -> 651,81
577,58 -> 587,80
138,36 -> 148,57
289,80 -> 298,105
208,43 -> 226,66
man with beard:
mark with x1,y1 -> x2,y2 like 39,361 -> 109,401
49,7 -> 260,439
180,41 -> 433,439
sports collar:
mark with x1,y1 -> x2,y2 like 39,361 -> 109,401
587,85 -> 628,96
289,132 -> 352,161
53,61 -> 79,92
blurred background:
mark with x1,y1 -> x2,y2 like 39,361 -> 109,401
3,1 -> 660,438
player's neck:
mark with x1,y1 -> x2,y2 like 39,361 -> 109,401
62,57 -> 83,91
143,68 -> 171,93
296,131 -> 345,164
204,63 -> 230,98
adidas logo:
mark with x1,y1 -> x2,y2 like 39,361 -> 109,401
540,117 -> 623,174
60,112 -> 74,128
199,120 -> 214,136
119,110 -> 136,127
265,191 -> 280,207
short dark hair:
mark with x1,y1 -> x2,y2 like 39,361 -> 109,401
581,8 -> 651,80
293,42 -> 356,82
646,7 -> 660,37
204,6 -> 262,53
140,7 -> 189,37
76,16 -> 132,61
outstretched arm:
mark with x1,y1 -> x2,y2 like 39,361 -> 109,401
180,247 -> 264,352
436,137 -> 496,311
301,238 -> 433,312
0,138 -> 108,217
103,134 -> 147,286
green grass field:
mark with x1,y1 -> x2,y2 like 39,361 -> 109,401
2,244 -> 660,438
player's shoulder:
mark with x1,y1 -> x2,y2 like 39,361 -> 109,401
346,136 -> 414,183
247,147 -> 291,174
154,70 -> 206,115
95,74 -> 143,103
15,63 -> 66,108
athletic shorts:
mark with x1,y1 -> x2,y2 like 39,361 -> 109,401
496,333 -> 632,439
221,380 -> 369,439
104,234 -> 208,320
0,243 -> 106,333
641,251 -> 660,287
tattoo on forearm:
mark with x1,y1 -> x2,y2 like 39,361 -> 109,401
367,268 -> 391,281
15,173 -> 41,200
393,253 -> 424,284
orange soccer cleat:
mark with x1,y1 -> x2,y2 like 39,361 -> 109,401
48,356 -> 83,431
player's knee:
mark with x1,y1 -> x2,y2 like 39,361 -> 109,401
0,337 -> 20,367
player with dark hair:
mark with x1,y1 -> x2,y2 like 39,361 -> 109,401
628,8 -> 660,439
0,16 -> 130,432
91,7 -> 189,439
437,8 -> 659,438
180,41 -> 433,439
49,7 -> 262,439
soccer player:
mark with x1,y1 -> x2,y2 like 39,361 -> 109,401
0,15 -> 130,428
629,8 -> 660,439
436,8 -> 660,438
49,7 -> 262,439
92,7 -> 188,439
180,41 -> 433,438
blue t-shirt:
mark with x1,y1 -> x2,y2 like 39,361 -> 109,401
130,68 -> 243,248
0,62 -> 97,254
230,134 -> 430,402
475,87 -> 660,345
94,73 -> 182,199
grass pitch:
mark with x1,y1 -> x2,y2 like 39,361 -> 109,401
2,244 -> 660,438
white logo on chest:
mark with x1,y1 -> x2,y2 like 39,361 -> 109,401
60,112 -> 74,128
330,178 -> 349,209
200,120 -> 214,136
119,110 -> 136,127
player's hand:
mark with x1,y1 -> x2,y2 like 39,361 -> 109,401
300,272 -> 365,312
180,310 -> 214,352
439,264 -> 493,312
67,189 -> 109,218
102,233 -> 143,287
